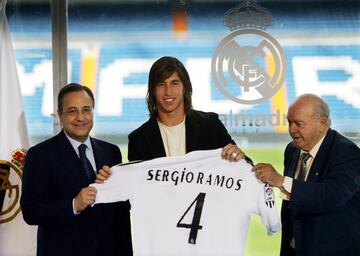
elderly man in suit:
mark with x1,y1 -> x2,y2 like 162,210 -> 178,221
254,94 -> 360,256
21,83 -> 132,256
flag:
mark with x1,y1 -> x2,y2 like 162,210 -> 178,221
0,1 -> 37,255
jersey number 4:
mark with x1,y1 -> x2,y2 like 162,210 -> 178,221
176,192 -> 206,245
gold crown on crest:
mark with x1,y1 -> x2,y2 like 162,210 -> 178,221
224,0 -> 272,31
11,148 -> 27,170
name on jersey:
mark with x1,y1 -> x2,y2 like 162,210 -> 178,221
147,168 -> 243,191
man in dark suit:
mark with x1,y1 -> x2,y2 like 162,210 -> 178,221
127,56 -> 248,162
20,83 -> 132,256
254,94 -> 360,256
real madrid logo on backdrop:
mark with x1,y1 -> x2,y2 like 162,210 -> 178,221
211,0 -> 287,105
0,149 -> 27,224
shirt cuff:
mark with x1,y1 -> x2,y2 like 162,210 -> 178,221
72,199 -> 80,215
279,176 -> 293,201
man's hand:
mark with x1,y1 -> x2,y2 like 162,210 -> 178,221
221,143 -> 245,162
253,163 -> 284,188
95,165 -> 112,184
74,186 -> 97,212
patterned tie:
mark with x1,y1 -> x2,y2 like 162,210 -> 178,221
297,152 -> 311,181
78,144 -> 96,182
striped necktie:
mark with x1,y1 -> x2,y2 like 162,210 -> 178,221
297,152 -> 311,181
78,144 -> 96,182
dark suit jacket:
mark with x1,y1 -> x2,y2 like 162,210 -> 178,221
21,130 -> 132,256
128,110 -> 235,161
281,129 -> 360,256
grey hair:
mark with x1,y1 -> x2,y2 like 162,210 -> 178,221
298,94 -> 331,126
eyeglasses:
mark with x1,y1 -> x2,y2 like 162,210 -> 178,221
63,107 -> 93,117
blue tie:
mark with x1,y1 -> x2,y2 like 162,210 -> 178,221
78,144 -> 96,182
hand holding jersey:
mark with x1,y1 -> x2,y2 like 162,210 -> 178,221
221,143 -> 245,162
91,149 -> 280,256
95,165 -> 112,184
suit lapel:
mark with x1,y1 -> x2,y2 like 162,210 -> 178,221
144,117 -> 166,158
287,148 -> 300,178
185,112 -> 200,153
57,130 -> 89,186
307,129 -> 334,181
91,138 -> 104,171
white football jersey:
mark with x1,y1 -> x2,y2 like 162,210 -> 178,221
92,149 -> 280,256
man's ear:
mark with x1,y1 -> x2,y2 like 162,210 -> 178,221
319,117 -> 328,131
52,110 -> 62,128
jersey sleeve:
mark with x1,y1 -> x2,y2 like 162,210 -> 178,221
91,164 -> 135,204
257,183 -> 281,235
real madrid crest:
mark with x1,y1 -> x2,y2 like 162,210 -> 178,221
211,0 -> 287,105
0,148 -> 27,224
264,183 -> 275,208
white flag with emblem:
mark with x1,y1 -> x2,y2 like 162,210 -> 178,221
0,1 -> 37,255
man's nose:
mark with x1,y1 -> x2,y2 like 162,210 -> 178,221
164,84 -> 171,95
75,110 -> 86,120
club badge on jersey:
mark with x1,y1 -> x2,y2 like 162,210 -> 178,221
264,183 -> 275,208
